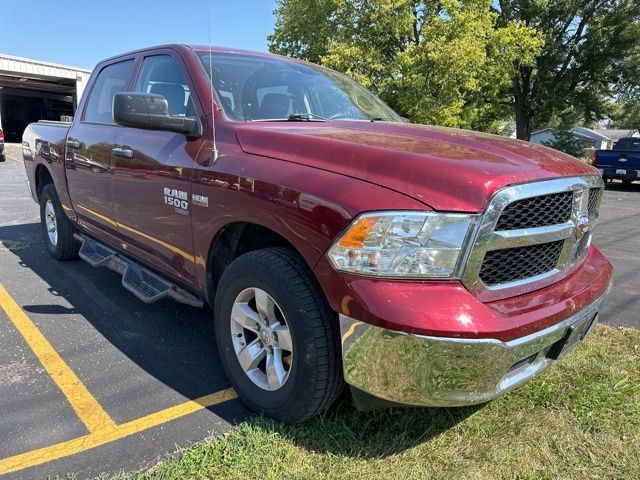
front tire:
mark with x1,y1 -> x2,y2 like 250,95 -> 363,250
39,183 -> 80,260
214,248 -> 342,424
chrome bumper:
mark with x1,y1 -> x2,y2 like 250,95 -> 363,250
340,287 -> 611,407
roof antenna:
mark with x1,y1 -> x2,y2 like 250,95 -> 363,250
207,0 -> 219,163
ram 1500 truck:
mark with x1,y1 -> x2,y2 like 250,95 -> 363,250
22,45 -> 613,423
594,136 -> 640,185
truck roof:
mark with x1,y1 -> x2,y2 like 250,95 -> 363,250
96,44 -> 292,68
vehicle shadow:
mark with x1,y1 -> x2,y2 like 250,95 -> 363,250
0,221 -> 477,455
247,398 -> 481,458
0,221 -> 246,425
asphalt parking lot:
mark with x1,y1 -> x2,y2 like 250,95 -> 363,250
0,142 -> 638,479
0,144 -> 248,478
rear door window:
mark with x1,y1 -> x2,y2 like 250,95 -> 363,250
84,60 -> 134,124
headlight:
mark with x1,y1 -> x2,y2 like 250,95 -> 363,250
327,211 -> 477,278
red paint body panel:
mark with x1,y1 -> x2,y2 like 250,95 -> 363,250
189,142 -> 428,291
22,44 -> 613,345
315,246 -> 612,341
235,122 -> 597,212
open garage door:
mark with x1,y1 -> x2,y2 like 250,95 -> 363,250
0,54 -> 91,142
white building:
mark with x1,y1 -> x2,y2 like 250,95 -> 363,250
530,127 -> 613,150
0,54 -> 91,141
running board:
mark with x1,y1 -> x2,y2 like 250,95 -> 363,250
75,234 -> 204,308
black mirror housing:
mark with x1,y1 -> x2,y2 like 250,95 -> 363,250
113,92 -> 202,137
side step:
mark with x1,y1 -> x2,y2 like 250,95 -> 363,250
75,234 -> 204,308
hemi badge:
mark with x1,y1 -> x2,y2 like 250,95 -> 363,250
192,194 -> 209,207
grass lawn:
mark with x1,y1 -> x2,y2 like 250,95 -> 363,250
117,325 -> 639,480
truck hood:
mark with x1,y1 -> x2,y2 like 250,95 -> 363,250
234,121 -> 598,212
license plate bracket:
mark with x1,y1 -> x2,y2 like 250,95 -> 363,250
546,314 -> 597,360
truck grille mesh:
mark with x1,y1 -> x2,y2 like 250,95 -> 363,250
479,241 -> 564,286
588,188 -> 602,218
574,233 -> 591,262
495,192 -> 573,231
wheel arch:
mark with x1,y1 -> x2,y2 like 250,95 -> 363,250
35,163 -> 54,198
204,221 -> 312,304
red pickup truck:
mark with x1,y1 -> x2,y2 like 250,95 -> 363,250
22,44 -> 613,423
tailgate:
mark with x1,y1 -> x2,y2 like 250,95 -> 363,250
597,151 -> 640,170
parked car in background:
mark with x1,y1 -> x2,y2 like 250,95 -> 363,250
22,44 -> 613,424
0,128 -> 5,162
594,136 -> 640,185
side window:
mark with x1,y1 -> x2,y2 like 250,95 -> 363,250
135,55 -> 194,117
84,60 -> 134,124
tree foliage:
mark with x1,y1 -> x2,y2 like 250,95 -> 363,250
269,0 -> 542,132
495,0 -> 640,139
270,0 -> 640,140
542,129 -> 586,158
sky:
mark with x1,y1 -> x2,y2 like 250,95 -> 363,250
0,0 -> 277,70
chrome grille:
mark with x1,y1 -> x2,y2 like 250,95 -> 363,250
588,188 -> 602,219
462,176 -> 604,302
495,192 -> 573,231
479,241 -> 564,285
574,233 -> 591,262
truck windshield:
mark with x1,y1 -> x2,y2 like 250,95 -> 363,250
196,51 -> 402,123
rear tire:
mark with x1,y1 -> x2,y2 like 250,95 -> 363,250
214,248 -> 343,424
39,183 -> 80,260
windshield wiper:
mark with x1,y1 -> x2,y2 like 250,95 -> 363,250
287,113 -> 328,122
369,117 -> 389,122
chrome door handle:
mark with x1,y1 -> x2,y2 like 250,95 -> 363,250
112,147 -> 134,159
65,139 -> 81,149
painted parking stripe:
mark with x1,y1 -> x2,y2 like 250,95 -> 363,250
0,388 -> 237,475
0,284 -> 116,433
4,152 -> 22,163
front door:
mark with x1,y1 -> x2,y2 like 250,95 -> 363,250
65,59 -> 135,239
111,52 -> 203,284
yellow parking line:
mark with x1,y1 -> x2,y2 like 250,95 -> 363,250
0,284 -> 116,433
4,152 -> 22,163
341,320 -> 363,343
0,388 -> 237,475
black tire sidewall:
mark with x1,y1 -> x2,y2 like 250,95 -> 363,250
39,184 -> 78,260
214,250 -> 334,421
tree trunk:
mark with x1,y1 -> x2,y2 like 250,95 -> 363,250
514,102 -> 533,141
512,67 -> 534,141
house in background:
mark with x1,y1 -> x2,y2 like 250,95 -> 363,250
528,127 -> 639,150
529,127 -> 611,150
593,129 -> 639,147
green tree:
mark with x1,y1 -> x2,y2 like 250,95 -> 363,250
495,0 -> 640,140
269,0 -> 542,131
542,129 -> 585,158
610,100 -> 640,130
610,51 -> 640,130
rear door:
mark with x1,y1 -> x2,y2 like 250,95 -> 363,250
65,58 -> 135,238
111,51 -> 203,284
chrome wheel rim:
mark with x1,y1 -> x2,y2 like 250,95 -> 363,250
230,287 -> 293,391
45,200 -> 58,246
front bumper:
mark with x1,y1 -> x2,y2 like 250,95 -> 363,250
340,275 -> 612,408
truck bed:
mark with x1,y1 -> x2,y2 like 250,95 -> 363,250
594,149 -> 640,183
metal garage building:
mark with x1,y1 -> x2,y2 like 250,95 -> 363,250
0,54 -> 91,142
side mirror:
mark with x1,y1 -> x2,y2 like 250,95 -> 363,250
113,92 -> 202,137
401,116 -> 411,124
